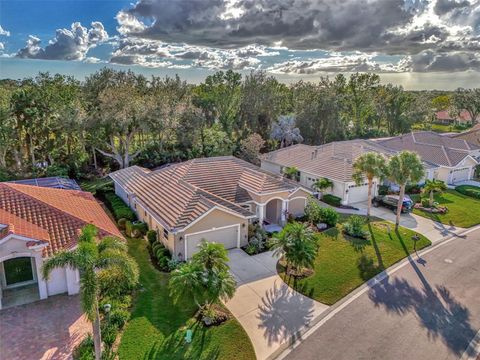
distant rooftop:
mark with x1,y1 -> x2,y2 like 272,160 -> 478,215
7,177 -> 81,190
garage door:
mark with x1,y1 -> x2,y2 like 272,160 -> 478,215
185,225 -> 239,259
347,183 -> 370,204
451,167 -> 470,183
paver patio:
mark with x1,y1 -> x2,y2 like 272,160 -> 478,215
0,294 -> 90,360
226,249 -> 329,360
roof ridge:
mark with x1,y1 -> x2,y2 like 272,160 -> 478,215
2,184 -> 114,236
440,145 -> 452,166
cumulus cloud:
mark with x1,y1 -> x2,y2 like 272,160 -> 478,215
16,22 -> 108,60
0,25 -> 10,37
402,50 -> 480,72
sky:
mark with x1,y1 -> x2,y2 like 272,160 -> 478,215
0,0 -> 480,90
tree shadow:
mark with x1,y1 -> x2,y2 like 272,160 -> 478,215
368,222 -> 385,270
357,254 -> 384,281
368,249 -> 477,357
256,281 -> 315,346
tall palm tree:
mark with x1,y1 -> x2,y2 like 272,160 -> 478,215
270,222 -> 318,275
422,179 -> 447,207
352,152 -> 387,218
42,225 -> 138,360
387,151 -> 425,228
313,177 -> 334,197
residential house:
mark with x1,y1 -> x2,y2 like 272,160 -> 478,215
109,156 -> 311,260
450,123 -> 480,147
261,131 -> 480,205
434,109 -> 478,125
0,183 -> 122,309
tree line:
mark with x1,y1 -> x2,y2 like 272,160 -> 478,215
0,69 -> 478,181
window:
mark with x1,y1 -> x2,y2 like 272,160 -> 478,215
163,229 -> 169,238
3,257 -> 34,286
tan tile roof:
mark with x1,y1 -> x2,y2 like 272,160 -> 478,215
110,156 -> 302,231
0,184 -> 122,257
376,131 -> 479,166
261,140 -> 397,182
451,124 -> 480,146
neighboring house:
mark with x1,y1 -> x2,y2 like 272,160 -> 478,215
109,156 -> 311,260
450,123 -> 480,148
0,183 -> 122,309
434,109 -> 478,125
261,131 -> 480,205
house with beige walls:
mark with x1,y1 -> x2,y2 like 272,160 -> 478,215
110,156 -> 311,260
261,131 -> 480,205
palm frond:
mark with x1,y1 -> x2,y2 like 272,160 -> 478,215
79,268 -> 99,321
97,236 -> 127,253
42,250 -> 80,280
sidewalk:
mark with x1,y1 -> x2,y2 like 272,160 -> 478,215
351,201 -> 467,243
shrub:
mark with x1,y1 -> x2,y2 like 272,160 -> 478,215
73,335 -> 94,360
98,264 -> 139,298
152,241 -> 166,253
318,207 -> 339,227
343,215 -> 368,239
101,323 -> 118,349
321,194 -> 342,207
245,236 -> 264,255
109,308 -> 130,329
104,192 -> 136,221
421,198 -> 430,207
456,185 -> 480,199
132,222 -> 148,235
406,184 -> 422,194
125,221 -> 133,237
167,258 -> 181,271
117,218 -> 127,230
147,230 -> 157,245
305,197 -> 322,224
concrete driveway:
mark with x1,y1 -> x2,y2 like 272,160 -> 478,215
226,249 -> 329,360
352,201 -> 466,243
0,294 -> 90,360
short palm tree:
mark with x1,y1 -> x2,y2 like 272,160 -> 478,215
192,241 -> 230,272
313,177 -> 334,197
387,151 -> 425,228
283,166 -> 299,181
42,225 -> 138,360
422,179 -> 447,207
352,152 -> 387,218
169,241 -> 236,317
270,221 -> 318,275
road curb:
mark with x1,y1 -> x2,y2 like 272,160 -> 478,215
271,223 -> 480,360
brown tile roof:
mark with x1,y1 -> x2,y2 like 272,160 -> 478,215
261,140 -> 397,182
0,184 -> 122,257
451,124 -> 480,146
110,156 -> 302,231
376,131 -> 479,167
436,110 -> 479,123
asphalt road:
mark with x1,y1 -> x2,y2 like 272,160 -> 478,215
284,227 -> 480,360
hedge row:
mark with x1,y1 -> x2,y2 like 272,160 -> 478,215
321,194 -> 342,207
456,185 -> 480,199
104,192 -> 136,221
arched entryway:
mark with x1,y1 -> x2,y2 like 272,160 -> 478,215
265,198 -> 282,225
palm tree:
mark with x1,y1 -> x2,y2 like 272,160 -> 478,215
283,166 -> 299,181
387,151 -> 425,228
271,115 -> 304,148
42,225 -> 138,360
192,241 -> 230,272
169,241 -> 236,316
352,152 -> 387,218
313,177 -> 334,197
422,179 -> 447,207
270,222 -> 318,275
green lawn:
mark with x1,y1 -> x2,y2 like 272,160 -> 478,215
278,220 -> 431,305
118,238 -> 255,360
410,190 -> 480,228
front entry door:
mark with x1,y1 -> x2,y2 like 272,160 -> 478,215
3,257 -> 35,286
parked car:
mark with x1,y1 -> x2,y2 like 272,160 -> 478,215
372,195 -> 414,213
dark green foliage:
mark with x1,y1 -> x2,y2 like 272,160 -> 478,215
104,192 -> 136,221
0,167 -> 16,182
101,323 -> 118,348
109,308 -> 130,329
343,215 -> 368,239
151,241 -> 172,272
73,334 -> 94,360
456,185 -> 480,199
305,198 -> 339,226
378,185 -> 389,195
321,194 -> 342,207
146,230 -> 157,244
125,221 -> 133,237
405,184 -> 423,194
131,222 -> 148,236
117,218 -> 127,230
319,207 -> 339,226
45,164 -> 69,177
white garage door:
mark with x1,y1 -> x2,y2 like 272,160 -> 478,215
185,225 -> 239,259
347,183 -> 370,204
451,167 -> 471,183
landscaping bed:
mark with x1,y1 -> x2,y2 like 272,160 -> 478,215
118,238 -> 255,360
278,218 -> 431,305
410,190 -> 480,228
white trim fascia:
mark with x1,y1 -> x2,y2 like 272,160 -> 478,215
0,234 -> 48,248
